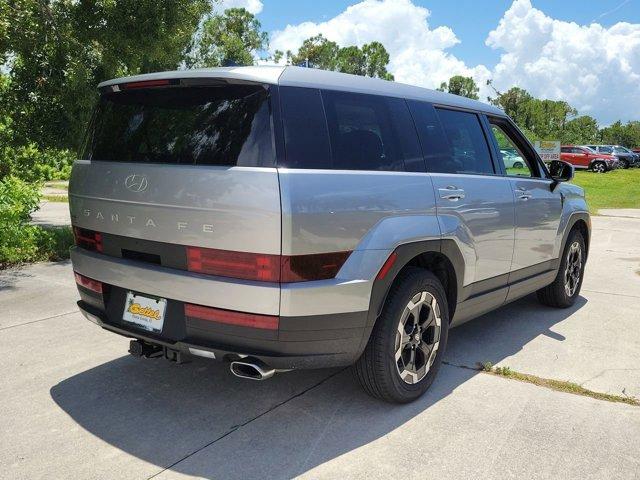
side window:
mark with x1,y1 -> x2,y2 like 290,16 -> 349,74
280,87 -> 331,169
489,123 -> 532,177
434,108 -> 495,174
321,90 -> 423,171
561,147 -> 572,153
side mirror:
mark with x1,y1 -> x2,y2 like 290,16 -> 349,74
549,159 -> 574,190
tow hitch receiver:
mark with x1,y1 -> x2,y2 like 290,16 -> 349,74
128,339 -> 162,358
128,340 -> 189,364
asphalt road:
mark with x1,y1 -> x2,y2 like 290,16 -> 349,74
1,214 -> 639,480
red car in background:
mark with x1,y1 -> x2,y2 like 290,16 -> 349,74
633,148 -> 640,154
560,145 -> 617,173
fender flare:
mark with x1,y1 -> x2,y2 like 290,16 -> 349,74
364,239 -> 465,329
560,211 -> 591,259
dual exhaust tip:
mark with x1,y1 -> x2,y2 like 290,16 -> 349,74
230,358 -> 276,381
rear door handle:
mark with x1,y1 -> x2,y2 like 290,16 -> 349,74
439,186 -> 465,201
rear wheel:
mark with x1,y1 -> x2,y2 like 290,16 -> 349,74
537,229 -> 586,308
513,161 -> 524,169
592,161 -> 606,173
354,268 -> 449,403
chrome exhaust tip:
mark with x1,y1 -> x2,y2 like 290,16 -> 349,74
230,358 -> 276,381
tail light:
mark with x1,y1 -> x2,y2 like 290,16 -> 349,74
186,247 -> 351,283
73,227 -> 103,253
184,303 -> 279,330
74,272 -> 104,294
187,247 -> 281,282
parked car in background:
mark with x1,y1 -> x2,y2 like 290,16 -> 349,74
500,149 -> 526,169
586,145 -> 640,169
560,145 -> 617,173
632,148 -> 640,154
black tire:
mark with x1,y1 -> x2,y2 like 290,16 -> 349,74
591,161 -> 606,173
621,159 -> 629,169
537,229 -> 586,308
513,161 -> 524,169
354,268 -> 449,403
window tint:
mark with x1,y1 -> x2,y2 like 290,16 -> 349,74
406,101 -> 451,173
561,147 -> 571,153
489,124 -> 532,177
83,85 -> 274,166
280,87 -> 332,169
321,90 -> 423,171
433,108 -> 494,174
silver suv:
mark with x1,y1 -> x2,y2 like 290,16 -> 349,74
70,66 -> 590,403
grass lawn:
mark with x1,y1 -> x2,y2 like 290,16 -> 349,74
570,168 -> 640,214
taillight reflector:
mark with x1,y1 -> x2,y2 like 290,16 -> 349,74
376,252 -> 398,280
73,227 -> 103,253
186,247 -> 351,283
74,272 -> 104,294
184,303 -> 279,330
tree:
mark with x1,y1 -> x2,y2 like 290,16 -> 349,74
438,75 -> 479,100
287,34 -> 339,69
287,35 -> 394,80
1,0 -> 211,150
600,121 -> 640,147
189,8 -> 268,68
561,115 -> 599,145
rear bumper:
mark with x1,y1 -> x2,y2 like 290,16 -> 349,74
77,297 -> 367,370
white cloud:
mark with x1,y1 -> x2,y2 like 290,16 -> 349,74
269,0 -> 491,96
487,0 -> 640,123
215,0 -> 263,15
267,0 -> 640,123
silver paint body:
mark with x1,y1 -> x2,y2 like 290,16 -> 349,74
71,66 -> 588,328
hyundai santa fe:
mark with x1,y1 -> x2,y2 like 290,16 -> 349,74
70,66 -> 590,403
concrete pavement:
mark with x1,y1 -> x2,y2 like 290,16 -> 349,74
1,215 -> 639,479
30,201 -> 71,227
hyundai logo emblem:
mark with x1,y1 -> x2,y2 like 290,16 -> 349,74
124,174 -> 148,192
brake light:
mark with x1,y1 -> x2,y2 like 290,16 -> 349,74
74,272 -> 104,294
184,303 -> 279,330
121,79 -> 171,90
73,227 -> 103,253
280,251 -> 352,282
186,247 -> 351,283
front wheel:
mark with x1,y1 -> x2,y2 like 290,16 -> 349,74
354,268 -> 449,403
592,161 -> 606,173
537,229 -> 586,308
621,159 -> 629,169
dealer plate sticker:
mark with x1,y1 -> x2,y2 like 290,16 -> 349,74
123,292 -> 167,333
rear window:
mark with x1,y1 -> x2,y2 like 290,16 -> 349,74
82,84 -> 274,166
279,87 -> 423,171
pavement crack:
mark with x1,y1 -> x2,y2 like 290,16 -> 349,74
146,367 -> 348,479
0,310 -> 77,331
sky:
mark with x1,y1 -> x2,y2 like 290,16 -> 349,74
219,0 -> 640,125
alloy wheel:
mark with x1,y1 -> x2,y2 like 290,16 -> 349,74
395,291 -> 441,384
564,241 -> 582,297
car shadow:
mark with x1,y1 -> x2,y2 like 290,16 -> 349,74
50,293 -> 586,479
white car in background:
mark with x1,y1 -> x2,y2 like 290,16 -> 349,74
500,149 -> 526,169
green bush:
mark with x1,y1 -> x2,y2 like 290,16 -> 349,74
0,176 -> 73,268
0,144 -> 75,182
